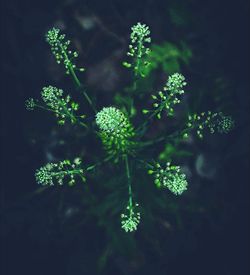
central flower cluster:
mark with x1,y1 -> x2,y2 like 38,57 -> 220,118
96,107 -> 128,133
96,107 -> 136,160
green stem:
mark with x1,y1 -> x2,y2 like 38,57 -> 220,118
135,111 -> 156,134
134,37 -> 143,79
139,127 -> 191,148
59,44 -> 96,114
136,95 -> 173,134
128,38 -> 144,112
139,136 -> 165,147
37,101 -> 87,128
136,158 -> 154,169
78,121 -> 88,128
53,169 -> 83,177
79,86 -> 97,114
69,66 -> 81,87
69,65 -> 96,114
57,97 -> 88,129
86,156 -> 112,172
35,104 -> 53,112
124,155 -> 133,209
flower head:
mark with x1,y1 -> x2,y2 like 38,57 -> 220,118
150,162 -> 188,195
166,73 -> 186,94
35,164 -> 54,185
96,107 -> 127,133
25,98 -> 35,111
46,28 -> 84,74
130,22 -> 151,47
96,107 -> 136,159
183,111 -> 234,139
41,86 -> 81,125
35,159 -> 85,186
144,73 -> 187,118
217,113 -> 234,134
121,202 -> 141,232
123,22 -> 151,77
46,28 -> 61,45
42,86 -> 63,108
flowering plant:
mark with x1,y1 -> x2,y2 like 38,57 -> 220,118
26,23 -> 234,233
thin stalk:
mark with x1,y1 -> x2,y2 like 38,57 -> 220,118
128,38 -> 144,113
49,96 -> 88,129
139,136 -> 165,147
35,104 -> 53,112
69,66 -> 81,88
139,128 -> 190,148
134,37 -> 143,79
136,158 -> 154,169
136,111 -> 156,134
59,44 -> 97,114
52,169 -> 83,178
79,86 -> 97,114
37,102 -> 87,128
77,121 -> 88,129
136,93 -> 175,134
86,155 -> 112,172
124,155 -> 133,210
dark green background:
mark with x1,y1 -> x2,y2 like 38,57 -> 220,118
1,0 -> 249,274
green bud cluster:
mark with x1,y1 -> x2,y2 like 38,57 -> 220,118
121,202 -> 141,232
96,107 -> 136,160
167,72 -> 187,93
46,28 -> 84,74
183,111 -> 234,139
25,98 -> 36,111
217,113 -> 234,134
35,158 -> 85,186
143,73 -> 186,119
148,162 -> 188,195
123,22 -> 151,77
41,86 -> 82,125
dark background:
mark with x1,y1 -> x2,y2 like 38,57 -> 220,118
1,0 -> 250,274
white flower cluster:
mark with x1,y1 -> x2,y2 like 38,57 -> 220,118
144,73 -> 187,118
184,111 -> 234,139
129,22 -> 151,58
35,158 -> 84,186
42,86 -> 64,108
149,162 -> 188,195
217,113 -> 234,134
41,86 -> 79,125
96,107 -> 136,159
121,202 -> 141,232
46,28 -> 84,74
166,73 -> 187,94
95,107 -> 127,133
123,22 -> 151,77
25,98 -> 36,111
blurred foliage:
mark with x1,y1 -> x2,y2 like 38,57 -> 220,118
158,143 -> 193,161
143,41 -> 192,76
